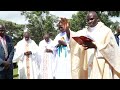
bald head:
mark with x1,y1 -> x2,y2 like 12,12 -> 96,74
86,11 -> 99,27
87,11 -> 98,18
0,24 -> 6,37
43,33 -> 50,42
23,32 -> 30,41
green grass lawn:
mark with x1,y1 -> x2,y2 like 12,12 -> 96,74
13,67 -> 18,79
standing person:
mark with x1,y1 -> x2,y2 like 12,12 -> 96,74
53,18 -> 71,79
38,33 -> 55,79
64,11 -> 120,79
13,31 -> 40,79
0,24 -> 14,79
114,26 -> 120,46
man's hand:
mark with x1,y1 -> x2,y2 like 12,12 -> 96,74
3,61 -> 11,70
58,40 -> 67,46
82,42 -> 97,50
27,51 -> 32,55
45,49 -> 53,53
24,51 -> 32,56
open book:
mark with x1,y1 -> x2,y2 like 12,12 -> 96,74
72,36 -> 93,45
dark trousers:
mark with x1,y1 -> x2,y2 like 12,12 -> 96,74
0,67 -> 13,79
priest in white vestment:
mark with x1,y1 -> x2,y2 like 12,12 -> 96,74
64,12 -> 120,79
53,19 -> 72,79
13,31 -> 40,79
38,33 -> 55,79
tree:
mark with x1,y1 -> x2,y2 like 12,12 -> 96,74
70,11 -> 120,32
110,21 -> 120,33
21,11 -> 59,44
43,14 -> 59,39
70,11 -> 87,32
0,19 -> 24,45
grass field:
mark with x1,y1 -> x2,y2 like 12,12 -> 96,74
13,64 -> 18,79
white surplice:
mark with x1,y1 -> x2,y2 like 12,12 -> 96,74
13,38 -> 40,79
53,32 -> 72,79
38,39 -> 55,79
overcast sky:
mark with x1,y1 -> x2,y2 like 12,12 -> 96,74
0,11 -> 119,24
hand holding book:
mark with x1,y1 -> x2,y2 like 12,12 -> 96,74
72,36 -> 93,45
72,36 -> 96,49
72,36 -> 84,45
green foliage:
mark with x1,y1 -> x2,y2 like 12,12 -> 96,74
0,19 -> 24,45
70,11 -> 87,31
1,11 -> 119,46
110,21 -> 120,33
21,11 -> 59,44
70,11 -> 120,33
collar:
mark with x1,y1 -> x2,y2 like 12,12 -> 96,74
88,22 -> 104,32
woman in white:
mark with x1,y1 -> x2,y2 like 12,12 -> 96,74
53,20 -> 71,79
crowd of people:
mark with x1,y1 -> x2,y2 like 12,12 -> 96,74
1,11 -> 120,79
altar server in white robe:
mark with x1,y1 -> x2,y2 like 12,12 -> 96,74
13,30 -> 40,79
38,33 -> 55,79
